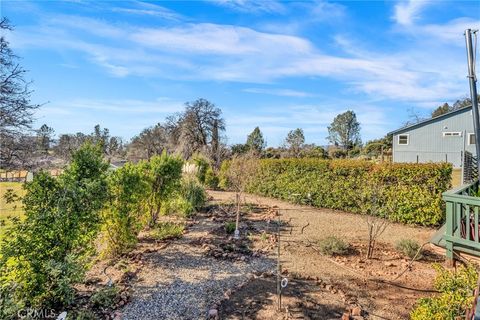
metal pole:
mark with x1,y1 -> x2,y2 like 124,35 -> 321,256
465,29 -> 480,175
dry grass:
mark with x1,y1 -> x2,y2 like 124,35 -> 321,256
451,169 -> 462,188
0,182 -> 25,235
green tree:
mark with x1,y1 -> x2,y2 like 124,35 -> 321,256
101,163 -> 147,257
36,124 -> 55,155
0,143 -> 108,315
284,128 -> 305,157
327,110 -> 361,150
143,152 -> 183,227
246,126 -> 266,155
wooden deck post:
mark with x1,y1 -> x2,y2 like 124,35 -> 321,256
445,200 -> 455,267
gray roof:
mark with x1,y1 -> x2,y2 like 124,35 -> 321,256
388,105 -> 473,135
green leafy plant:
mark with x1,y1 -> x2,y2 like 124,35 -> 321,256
163,196 -> 194,217
100,163 -> 147,258
318,236 -> 349,256
179,177 -> 206,211
239,159 -> 451,226
225,221 -> 236,234
143,152 -> 183,227
411,264 -> 477,319
205,166 -> 219,189
150,222 -> 185,240
90,286 -> 119,308
395,239 -> 423,260
0,143 -> 109,317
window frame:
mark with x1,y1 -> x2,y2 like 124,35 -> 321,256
442,131 -> 462,137
469,133 -> 476,145
398,134 -> 409,145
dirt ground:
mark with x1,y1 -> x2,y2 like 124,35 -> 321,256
78,190 -> 443,320
210,190 -> 442,320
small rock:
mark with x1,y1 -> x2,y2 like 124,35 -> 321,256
208,309 -> 218,318
384,262 -> 395,267
351,306 -> 362,316
341,312 -> 351,320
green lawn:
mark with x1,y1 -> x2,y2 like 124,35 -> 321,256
0,182 -> 25,235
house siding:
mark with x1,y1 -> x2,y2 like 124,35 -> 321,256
392,108 -> 476,168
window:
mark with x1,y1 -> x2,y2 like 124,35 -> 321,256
443,132 -> 462,137
469,133 -> 476,145
398,134 -> 409,145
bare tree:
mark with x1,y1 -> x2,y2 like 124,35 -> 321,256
224,153 -> 259,238
358,183 -> 392,259
173,98 -> 225,158
0,18 -> 40,168
127,123 -> 169,161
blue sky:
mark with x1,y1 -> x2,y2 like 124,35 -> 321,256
2,0 -> 480,146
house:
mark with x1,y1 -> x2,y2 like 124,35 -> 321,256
389,105 -> 476,168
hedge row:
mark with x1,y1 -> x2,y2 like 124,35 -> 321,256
245,159 -> 452,226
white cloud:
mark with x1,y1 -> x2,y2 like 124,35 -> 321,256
112,1 -> 185,21
10,6 -> 477,105
243,88 -> 313,97
209,0 -> 286,14
392,0 -> 430,25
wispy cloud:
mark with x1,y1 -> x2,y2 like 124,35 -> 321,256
11,13 -> 472,102
209,0 -> 286,14
392,0 -> 430,25
243,88 -> 313,97
112,1 -> 185,21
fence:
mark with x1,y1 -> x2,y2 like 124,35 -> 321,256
443,180 -> 480,263
463,151 -> 478,184
0,169 -> 63,183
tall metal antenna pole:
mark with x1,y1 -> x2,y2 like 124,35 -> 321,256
465,29 -> 480,175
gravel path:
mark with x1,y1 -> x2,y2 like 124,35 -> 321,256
121,213 -> 274,320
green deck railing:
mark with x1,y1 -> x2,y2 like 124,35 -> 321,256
443,180 -> 480,262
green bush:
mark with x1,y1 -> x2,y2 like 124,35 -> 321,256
242,159 -> 451,226
411,264 -> 477,319
143,152 -> 183,227
179,177 -> 207,211
150,222 -> 185,240
164,196 -> 194,217
205,167 -> 219,189
90,286 -> 119,308
0,143 -> 109,317
225,221 -> 236,234
395,239 -> 423,260
101,163 -> 147,258
190,153 -> 209,183
318,236 -> 349,256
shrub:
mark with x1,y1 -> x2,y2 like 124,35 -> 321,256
411,264 -> 477,319
0,143 -> 109,317
143,152 -> 183,227
100,163 -> 147,258
68,310 -> 97,320
245,159 -> 451,226
179,177 -> 207,211
90,286 -> 119,308
205,167 -> 219,189
395,239 -> 423,260
190,153 -> 209,183
164,196 -> 194,217
225,221 -> 236,234
150,222 -> 185,240
318,236 -> 349,256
